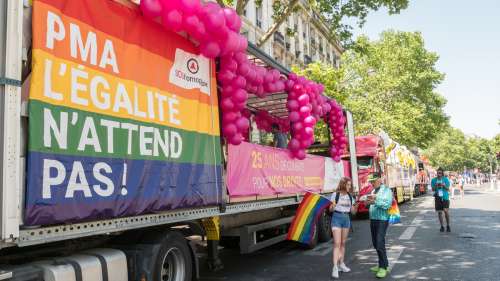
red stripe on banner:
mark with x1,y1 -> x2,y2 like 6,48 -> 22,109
36,0 -> 200,60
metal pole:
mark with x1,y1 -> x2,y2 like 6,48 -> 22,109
0,0 -> 23,242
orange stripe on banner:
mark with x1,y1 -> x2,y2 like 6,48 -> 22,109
287,193 -> 314,239
32,1 -> 214,105
291,195 -> 320,241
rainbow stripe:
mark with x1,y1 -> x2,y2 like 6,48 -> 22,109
287,192 -> 332,244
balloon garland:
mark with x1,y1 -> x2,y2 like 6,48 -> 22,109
139,0 -> 347,161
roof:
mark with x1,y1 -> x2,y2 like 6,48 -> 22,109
355,135 -> 382,157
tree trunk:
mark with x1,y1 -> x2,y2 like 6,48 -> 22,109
256,0 -> 299,47
236,0 -> 250,15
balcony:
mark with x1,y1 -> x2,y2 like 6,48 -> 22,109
311,38 -> 316,46
295,51 -> 301,59
304,55 -> 312,65
274,32 -> 285,46
285,42 -> 291,51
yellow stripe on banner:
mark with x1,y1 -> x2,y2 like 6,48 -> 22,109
292,196 -> 320,241
30,49 -> 220,136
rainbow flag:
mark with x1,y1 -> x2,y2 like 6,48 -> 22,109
287,192 -> 332,244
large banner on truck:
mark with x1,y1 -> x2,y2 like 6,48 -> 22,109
226,142 -> 326,196
26,0 -> 222,225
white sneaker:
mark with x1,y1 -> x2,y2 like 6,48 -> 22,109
339,263 -> 351,273
331,266 -> 339,278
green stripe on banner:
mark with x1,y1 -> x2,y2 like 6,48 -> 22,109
29,100 -> 222,165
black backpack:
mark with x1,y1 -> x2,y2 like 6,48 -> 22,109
334,192 -> 354,212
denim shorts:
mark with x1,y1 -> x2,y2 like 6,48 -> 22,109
331,212 -> 351,229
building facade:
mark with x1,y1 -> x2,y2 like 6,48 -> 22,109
239,0 -> 343,69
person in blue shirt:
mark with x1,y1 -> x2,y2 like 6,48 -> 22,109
431,167 -> 451,232
271,124 -> 288,148
364,173 -> 393,278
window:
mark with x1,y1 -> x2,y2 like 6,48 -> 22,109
256,6 -> 262,28
357,157 -> 374,170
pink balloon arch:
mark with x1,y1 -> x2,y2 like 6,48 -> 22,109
140,0 -> 347,161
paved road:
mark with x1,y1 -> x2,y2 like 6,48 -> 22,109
199,184 -> 500,281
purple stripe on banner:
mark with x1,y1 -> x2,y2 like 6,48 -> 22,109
24,151 -> 222,226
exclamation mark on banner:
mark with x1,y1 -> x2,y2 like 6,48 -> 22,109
121,163 -> 128,196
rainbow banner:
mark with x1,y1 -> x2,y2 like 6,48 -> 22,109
25,0 -> 222,225
287,192 -> 332,244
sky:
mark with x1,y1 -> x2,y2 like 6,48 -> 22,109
350,0 -> 500,139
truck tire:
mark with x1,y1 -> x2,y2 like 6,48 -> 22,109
317,210 -> 332,242
153,232 -> 193,281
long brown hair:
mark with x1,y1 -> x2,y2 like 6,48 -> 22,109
336,177 -> 352,194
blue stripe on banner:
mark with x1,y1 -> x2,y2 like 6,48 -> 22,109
24,151 -> 222,226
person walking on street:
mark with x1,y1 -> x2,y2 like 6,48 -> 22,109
431,168 -> 451,232
458,175 -> 465,199
450,175 -> 457,199
329,177 -> 357,279
364,173 -> 393,279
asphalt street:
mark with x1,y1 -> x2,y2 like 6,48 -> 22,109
199,184 -> 500,281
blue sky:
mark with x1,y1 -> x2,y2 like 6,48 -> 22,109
350,0 -> 500,139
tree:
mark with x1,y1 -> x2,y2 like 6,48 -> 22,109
424,129 -> 499,173
424,127 -> 468,171
219,0 -> 409,47
297,31 -> 449,148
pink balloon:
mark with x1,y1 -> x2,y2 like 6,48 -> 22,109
288,138 -> 300,151
295,149 -> 306,160
236,117 -> 250,131
184,14 -> 200,33
233,101 -> 246,111
179,0 -> 201,15
232,89 -> 247,103
237,63 -> 251,77
223,111 -> 239,122
293,122 -> 304,132
200,41 -> 221,58
234,52 -> 247,64
303,116 -> 316,127
222,123 -> 238,137
333,156 -> 341,162
292,84 -> 303,92
221,97 -> 234,111
287,100 -> 299,111
289,111 -> 300,122
140,0 -> 163,19
217,69 -> 235,84
230,133 -> 243,145
236,35 -> 248,51
223,8 -> 242,32
303,127 -> 314,137
288,73 -> 298,81
298,94 -> 310,106
242,110 -> 252,119
256,86 -> 265,97
264,72 -> 274,83
162,10 -> 183,31
299,106 -> 311,117
285,80 -> 295,91
232,76 -> 247,88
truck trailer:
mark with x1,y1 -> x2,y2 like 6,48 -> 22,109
0,1 -> 358,280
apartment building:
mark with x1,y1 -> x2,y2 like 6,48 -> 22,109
239,0 -> 343,69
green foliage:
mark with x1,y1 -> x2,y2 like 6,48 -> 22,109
297,31 -> 448,148
233,0 -> 408,47
425,129 -> 498,173
315,0 -> 409,46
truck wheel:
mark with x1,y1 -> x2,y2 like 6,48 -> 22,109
317,210 -> 332,242
153,232 -> 192,281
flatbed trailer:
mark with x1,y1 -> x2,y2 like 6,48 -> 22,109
0,1 -> 358,280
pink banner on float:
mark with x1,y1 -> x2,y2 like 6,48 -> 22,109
226,142 -> 325,196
